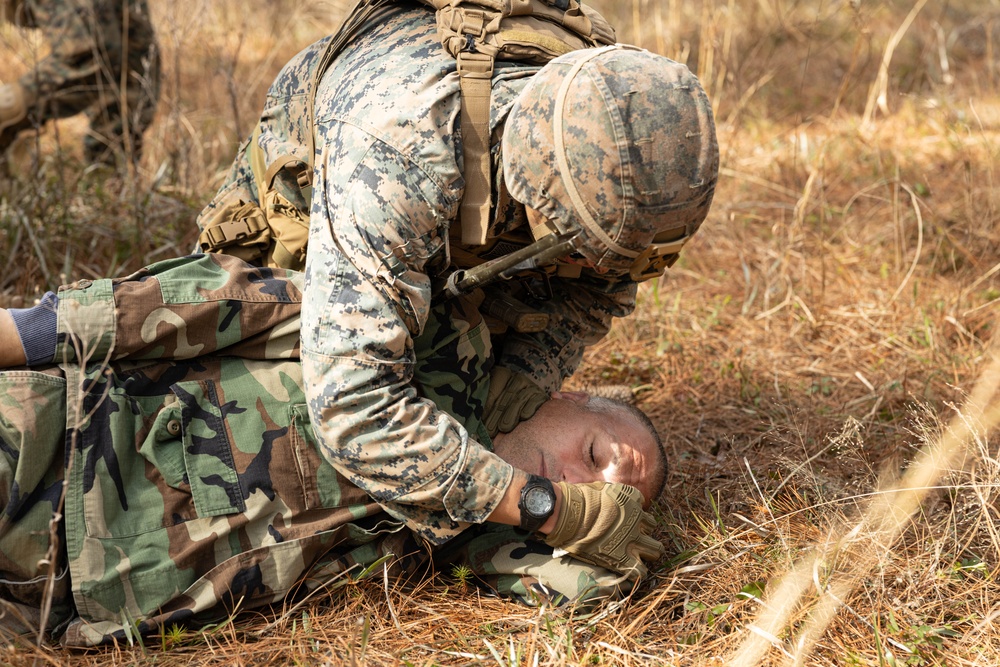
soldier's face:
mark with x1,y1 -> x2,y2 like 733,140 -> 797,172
491,392 -> 660,505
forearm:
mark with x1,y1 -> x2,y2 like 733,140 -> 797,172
1,255 -> 304,368
58,254 -> 302,364
486,467 -> 562,534
303,363 -> 561,538
0,308 -> 27,366
91,254 -> 303,362
303,341 -> 515,543
499,275 -> 637,391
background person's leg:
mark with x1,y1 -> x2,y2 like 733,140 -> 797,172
2,0 -> 159,161
0,82 -> 29,149
81,0 -> 158,163
6,0 -> 98,147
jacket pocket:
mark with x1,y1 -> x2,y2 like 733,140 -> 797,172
290,403 -> 375,511
175,379 -> 246,518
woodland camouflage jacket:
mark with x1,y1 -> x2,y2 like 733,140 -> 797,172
0,255 -> 623,646
0,251 -> 482,645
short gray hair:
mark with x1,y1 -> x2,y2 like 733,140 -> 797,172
584,396 -> 668,501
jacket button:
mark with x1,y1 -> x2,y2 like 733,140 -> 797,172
166,420 -> 182,436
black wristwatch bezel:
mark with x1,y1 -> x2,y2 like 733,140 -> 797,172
517,475 -> 556,533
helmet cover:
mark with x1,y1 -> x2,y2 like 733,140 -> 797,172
502,45 -> 719,276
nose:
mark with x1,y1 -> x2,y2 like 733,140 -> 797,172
561,461 -> 598,485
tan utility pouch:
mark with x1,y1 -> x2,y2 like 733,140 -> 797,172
198,125 -> 312,270
197,199 -> 274,266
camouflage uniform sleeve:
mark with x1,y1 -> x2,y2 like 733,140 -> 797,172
54,254 -> 302,364
497,272 -> 638,392
302,125 -> 513,547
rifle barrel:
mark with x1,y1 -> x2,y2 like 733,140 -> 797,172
438,230 -> 580,299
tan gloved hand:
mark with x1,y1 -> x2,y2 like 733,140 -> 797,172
483,366 -> 549,437
544,481 -> 664,580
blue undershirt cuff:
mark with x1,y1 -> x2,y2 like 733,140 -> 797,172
9,291 -> 59,366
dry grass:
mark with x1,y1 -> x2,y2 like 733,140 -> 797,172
2,0 -> 1000,665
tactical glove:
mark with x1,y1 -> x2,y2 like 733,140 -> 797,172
484,366 -> 549,437
544,481 -> 664,580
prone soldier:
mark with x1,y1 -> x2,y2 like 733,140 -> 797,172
0,253 -> 667,645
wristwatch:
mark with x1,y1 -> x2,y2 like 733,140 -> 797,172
517,475 -> 556,533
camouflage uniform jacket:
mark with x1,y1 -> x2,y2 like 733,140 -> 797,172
197,6 -> 639,545
0,254 -> 494,645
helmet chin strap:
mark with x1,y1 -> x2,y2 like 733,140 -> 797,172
553,44 -> 641,262
525,206 -> 559,241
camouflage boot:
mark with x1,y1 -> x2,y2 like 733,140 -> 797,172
0,83 -> 28,152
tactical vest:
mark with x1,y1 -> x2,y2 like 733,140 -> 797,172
197,0 -> 616,271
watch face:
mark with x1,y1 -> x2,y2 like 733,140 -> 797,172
524,485 -> 555,517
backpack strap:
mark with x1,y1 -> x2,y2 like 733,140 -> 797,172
433,0 -> 615,246
434,4 -> 501,246
457,48 -> 494,245
305,0 -> 399,180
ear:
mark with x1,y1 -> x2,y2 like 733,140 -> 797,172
551,390 -> 590,405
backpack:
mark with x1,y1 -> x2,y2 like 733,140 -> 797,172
197,0 -> 616,270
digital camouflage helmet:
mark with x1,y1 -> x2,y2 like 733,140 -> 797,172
503,45 -> 719,281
